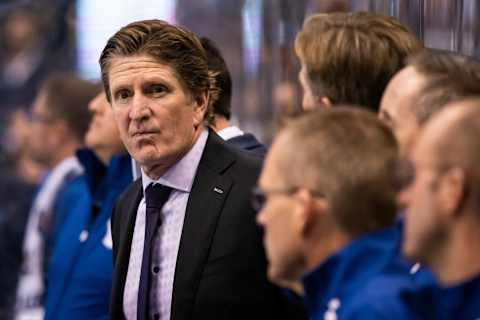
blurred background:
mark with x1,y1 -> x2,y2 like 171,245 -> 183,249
0,0 -> 480,151
0,0 -> 479,183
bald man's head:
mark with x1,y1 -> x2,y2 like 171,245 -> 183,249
400,98 -> 480,277
423,99 -> 480,187
379,66 -> 426,155
379,50 -> 480,155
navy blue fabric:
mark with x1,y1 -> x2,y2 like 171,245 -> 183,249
44,149 -> 132,320
402,272 -> 480,320
302,227 -> 418,320
0,170 -> 37,317
137,184 -> 171,320
226,133 -> 266,156
45,168 -> 83,264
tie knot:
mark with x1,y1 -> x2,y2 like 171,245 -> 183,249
145,183 -> 172,209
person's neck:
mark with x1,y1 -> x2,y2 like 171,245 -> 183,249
49,140 -> 80,168
142,126 -> 204,180
282,228 -> 349,296
304,228 -> 351,273
93,147 -> 115,165
432,216 -> 480,286
211,116 -> 231,132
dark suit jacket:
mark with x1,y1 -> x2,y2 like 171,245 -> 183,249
227,132 -> 267,156
110,132 -> 306,320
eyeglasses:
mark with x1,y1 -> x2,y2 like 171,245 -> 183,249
26,111 -> 55,124
250,187 -> 298,212
251,186 -> 324,212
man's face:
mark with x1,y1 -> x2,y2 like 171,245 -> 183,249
399,128 -> 447,264
108,54 -> 207,173
379,66 -> 425,155
256,138 -> 304,285
29,90 -> 59,166
85,92 -> 125,157
299,65 -> 319,111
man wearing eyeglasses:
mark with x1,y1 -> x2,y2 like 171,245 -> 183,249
256,107 -> 418,319
15,73 -> 98,319
397,99 -> 480,320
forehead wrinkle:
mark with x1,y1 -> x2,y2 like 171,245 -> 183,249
109,59 -> 179,91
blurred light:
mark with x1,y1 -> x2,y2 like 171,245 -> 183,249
76,0 -> 176,80
242,0 -> 263,78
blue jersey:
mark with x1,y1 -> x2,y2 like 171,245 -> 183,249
402,273 -> 480,320
302,227 -> 418,320
44,150 -> 132,320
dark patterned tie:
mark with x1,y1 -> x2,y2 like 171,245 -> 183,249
137,183 -> 172,320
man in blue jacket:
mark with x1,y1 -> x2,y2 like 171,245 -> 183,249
44,92 -> 132,320
398,99 -> 480,320
256,107 -> 418,319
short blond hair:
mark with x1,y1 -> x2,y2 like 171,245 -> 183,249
407,50 -> 480,124
278,107 -> 399,236
295,12 -> 422,112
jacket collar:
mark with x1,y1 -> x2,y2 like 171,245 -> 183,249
76,148 -> 132,200
302,226 -> 400,313
403,271 -> 480,320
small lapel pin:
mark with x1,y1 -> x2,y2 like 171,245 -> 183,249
213,187 -> 224,194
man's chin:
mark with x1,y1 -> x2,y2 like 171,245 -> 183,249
30,151 -> 52,167
129,146 -> 159,165
401,242 -> 421,263
268,267 -> 300,288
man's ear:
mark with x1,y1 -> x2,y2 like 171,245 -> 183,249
295,188 -> 326,237
318,96 -> 332,108
438,167 -> 466,217
193,92 -> 209,127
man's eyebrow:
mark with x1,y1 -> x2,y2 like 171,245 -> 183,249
110,82 -> 130,92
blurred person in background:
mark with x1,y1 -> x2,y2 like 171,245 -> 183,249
0,6 -> 45,116
294,12 -> 422,112
201,36 -> 266,155
14,72 -> 98,320
398,99 -> 480,319
379,50 -> 480,156
256,108 -> 417,319
272,81 -> 302,131
44,92 -> 131,320
0,109 -> 45,318
1,109 -> 45,185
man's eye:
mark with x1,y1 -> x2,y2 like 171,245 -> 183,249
115,90 -> 131,101
149,85 -> 167,95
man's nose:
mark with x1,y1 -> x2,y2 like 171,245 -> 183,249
256,208 -> 266,227
129,94 -> 151,121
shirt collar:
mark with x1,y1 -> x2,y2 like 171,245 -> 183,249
141,129 -> 209,193
216,125 -> 244,140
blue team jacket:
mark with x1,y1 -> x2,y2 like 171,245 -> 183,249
402,272 -> 480,320
44,149 -> 132,320
302,227 -> 418,320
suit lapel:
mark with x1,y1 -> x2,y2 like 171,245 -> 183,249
171,133 -> 235,320
111,180 -> 143,319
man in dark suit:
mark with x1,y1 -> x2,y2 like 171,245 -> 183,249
99,20 -> 305,320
